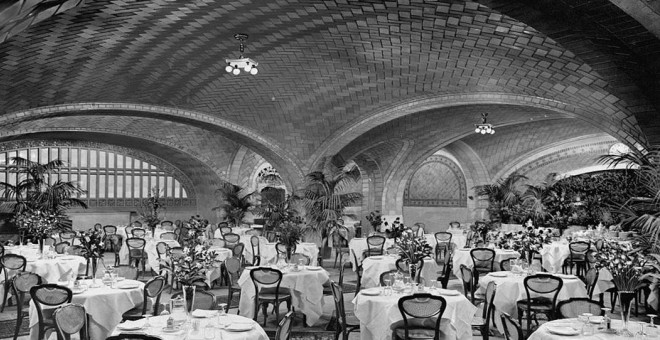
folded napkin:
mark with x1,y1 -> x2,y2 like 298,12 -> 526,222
191,309 -> 216,318
117,319 -> 145,330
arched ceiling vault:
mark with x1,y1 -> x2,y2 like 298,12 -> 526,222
0,0 -> 657,186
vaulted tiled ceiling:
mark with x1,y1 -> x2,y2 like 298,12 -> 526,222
0,0 -> 657,186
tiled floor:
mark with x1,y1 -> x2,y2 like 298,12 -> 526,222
0,253 -> 650,340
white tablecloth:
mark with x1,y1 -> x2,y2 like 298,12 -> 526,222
446,229 -> 468,249
476,272 -> 588,318
214,227 -> 252,238
204,247 -> 233,286
539,241 -> 571,272
452,248 -> 520,277
241,236 -> 268,264
110,313 -> 269,340
118,238 -> 179,271
29,279 -> 144,340
258,242 -> 319,265
361,255 -> 439,289
353,289 -> 477,340
237,266 -> 329,326
5,247 -> 87,283
528,318 -> 642,340
349,235 -> 436,270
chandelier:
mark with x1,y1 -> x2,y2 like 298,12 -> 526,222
225,33 -> 258,75
474,113 -> 495,135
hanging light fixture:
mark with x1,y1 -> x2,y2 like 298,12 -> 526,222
474,112 -> 495,135
225,33 -> 258,75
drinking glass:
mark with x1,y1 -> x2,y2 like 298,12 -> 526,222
636,322 -> 648,340
647,315 -> 657,338
204,324 -> 215,340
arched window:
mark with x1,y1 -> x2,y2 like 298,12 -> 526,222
0,144 -> 195,207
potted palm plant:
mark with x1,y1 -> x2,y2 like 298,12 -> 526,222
474,172 -> 527,223
0,157 -> 86,250
299,156 -> 362,259
213,182 -> 258,227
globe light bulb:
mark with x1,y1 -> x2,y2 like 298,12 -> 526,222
225,65 -> 233,73
474,128 -> 480,133
232,68 -> 240,75
490,129 -> 495,134
244,64 -> 252,72
250,68 -> 258,75
480,129 -> 486,134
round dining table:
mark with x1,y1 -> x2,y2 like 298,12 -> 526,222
258,242 -> 319,265
528,318 -> 651,340
348,234 -> 437,270
4,246 -> 87,283
476,271 -> 588,318
237,265 -> 329,326
451,248 -> 520,277
352,287 -> 477,340
360,255 -> 439,289
111,313 -> 269,340
28,279 -> 145,340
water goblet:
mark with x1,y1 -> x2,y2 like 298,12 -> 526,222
636,322 -> 648,340
647,314 -> 657,337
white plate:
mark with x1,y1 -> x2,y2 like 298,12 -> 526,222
191,309 -> 216,318
490,272 -> 508,277
369,256 -> 384,260
225,323 -> 253,332
117,321 -> 144,331
71,288 -> 86,295
306,266 -> 322,271
116,277 -> 125,282
161,326 -> 182,333
437,289 -> 461,296
361,288 -> 381,296
546,326 -> 580,336
118,283 -> 140,289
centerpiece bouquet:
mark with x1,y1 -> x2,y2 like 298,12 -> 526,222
181,215 -> 208,248
276,218 -> 304,261
78,228 -> 105,277
365,210 -> 383,233
470,221 -> 497,244
14,208 -> 64,248
384,217 -> 406,239
395,229 -> 433,279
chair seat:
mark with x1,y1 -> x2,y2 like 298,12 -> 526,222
129,250 -> 148,258
391,317 -> 444,339
258,287 -> 292,300
345,311 -> 360,326
517,297 -> 554,311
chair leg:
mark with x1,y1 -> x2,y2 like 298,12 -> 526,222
1,282 -> 11,313
261,304 -> 268,326
13,311 -> 22,340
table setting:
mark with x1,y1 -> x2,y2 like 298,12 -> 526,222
360,254 -> 439,289
257,241 -> 319,265
5,245 -> 87,283
348,233 -> 436,270
352,279 -> 476,340
451,247 -> 520,277
237,263 -> 329,326
28,277 -> 144,340
528,317 -> 659,340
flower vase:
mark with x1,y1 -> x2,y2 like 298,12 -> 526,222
618,291 -> 635,337
408,262 -> 418,283
182,285 -> 196,315
39,238 -> 44,258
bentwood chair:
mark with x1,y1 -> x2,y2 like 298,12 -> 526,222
219,224 -> 233,236
323,259 -> 349,297
500,258 -> 513,272
131,228 -> 147,238
232,242 -> 245,261
380,270 -> 398,286
1,254 -> 27,312
332,227 -> 350,268
250,268 -> 292,326
460,264 -> 480,304
500,312 -> 524,340
103,225 -> 119,251
59,230 -> 77,244
54,241 -> 70,254
557,298 -> 604,318
53,303 -> 89,340
289,253 -> 311,265
159,232 -> 177,240
411,223 -> 425,237
225,256 -> 243,313
160,220 -> 174,231
434,232 -> 452,263
563,241 -> 590,277
155,241 -> 168,260
122,276 -> 166,320
471,248 -> 496,281
330,281 -> 360,340
274,311 -> 295,340
124,225 -> 135,237
351,249 -> 363,294
365,235 -> 386,257
449,221 -> 461,229
436,250 -> 453,289
472,281 -> 497,340
126,238 -> 148,276
250,236 -> 261,266
275,243 -> 295,262
516,274 -> 563,334
171,290 -> 217,310
12,272 -> 44,340
390,294 -> 447,340
223,233 -> 240,249
106,334 -> 162,340
30,284 -> 73,340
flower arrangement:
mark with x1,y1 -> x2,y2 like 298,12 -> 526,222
277,219 -> 304,256
78,228 -> 105,259
494,227 -> 552,255
161,243 -> 219,286
181,215 -> 209,248
14,208 -> 64,239
383,217 -> 406,239
365,210 -> 383,230
595,240 -> 648,291
138,187 -> 164,232
395,230 -> 433,264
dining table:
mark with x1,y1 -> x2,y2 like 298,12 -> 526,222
237,265 -> 330,326
360,254 -> 440,289
527,318 -> 652,340
348,234 -> 437,270
118,237 -> 179,271
28,279 -> 145,340
110,313 -> 269,340
476,271 -> 588,318
257,242 -> 320,266
4,246 -> 87,283
451,248 -> 520,277
352,286 -> 477,340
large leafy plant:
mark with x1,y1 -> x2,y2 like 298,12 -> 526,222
213,182 -> 258,226
474,172 -> 527,223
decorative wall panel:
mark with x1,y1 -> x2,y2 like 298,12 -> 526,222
404,155 -> 467,207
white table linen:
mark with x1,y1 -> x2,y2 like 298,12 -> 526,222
5,247 -> 87,283
241,236 -> 268,264
476,272 -> 588,318
29,279 -> 144,340
118,238 -> 179,271
204,247 -> 233,285
258,242 -> 319,265
528,318 -> 641,340
349,235 -> 436,271
445,229 -> 468,249
214,227 -> 252,238
353,288 -> 477,340
539,241 -> 571,272
110,313 -> 269,340
452,248 -> 520,277
237,266 -> 330,326
361,255 -> 439,289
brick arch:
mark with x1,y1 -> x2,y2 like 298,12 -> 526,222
311,93 -> 644,170
0,103 -> 306,184
404,155 -> 467,208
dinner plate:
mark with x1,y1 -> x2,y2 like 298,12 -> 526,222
369,256 -> 384,260
437,289 -> 461,296
225,323 -> 253,332
118,282 -> 140,289
489,272 -> 508,277
161,326 -> 182,333
306,266 -> 322,271
191,309 -> 216,318
361,288 -> 381,296
117,321 -> 144,331
546,326 -> 580,336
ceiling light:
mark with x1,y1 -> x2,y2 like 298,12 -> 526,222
226,33 -> 258,76
474,113 -> 495,135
